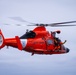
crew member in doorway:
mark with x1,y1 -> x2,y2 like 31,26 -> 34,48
54,38 -> 67,50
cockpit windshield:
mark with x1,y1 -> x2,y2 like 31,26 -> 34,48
20,31 -> 36,39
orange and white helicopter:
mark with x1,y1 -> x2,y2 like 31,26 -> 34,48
0,18 -> 76,55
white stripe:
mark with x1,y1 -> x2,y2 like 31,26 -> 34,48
20,39 -> 27,48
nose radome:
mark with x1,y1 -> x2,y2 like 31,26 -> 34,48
66,48 -> 70,53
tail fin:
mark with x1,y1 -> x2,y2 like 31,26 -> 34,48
0,30 -> 5,49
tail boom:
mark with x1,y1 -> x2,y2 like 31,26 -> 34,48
0,30 -> 23,50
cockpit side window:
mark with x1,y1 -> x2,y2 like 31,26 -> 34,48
20,31 -> 36,39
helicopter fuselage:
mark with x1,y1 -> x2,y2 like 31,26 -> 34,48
0,26 -> 69,55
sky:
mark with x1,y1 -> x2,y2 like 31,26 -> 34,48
0,0 -> 76,75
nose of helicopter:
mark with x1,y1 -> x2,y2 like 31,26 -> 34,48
66,48 -> 70,53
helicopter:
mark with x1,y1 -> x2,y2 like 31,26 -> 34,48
0,18 -> 76,55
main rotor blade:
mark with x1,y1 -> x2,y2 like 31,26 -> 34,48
48,21 -> 76,26
9,17 -> 76,26
9,17 -> 35,24
3,23 -> 23,26
27,24 -> 76,27
28,21 -> 76,27
50,24 -> 76,27
3,23 -> 10,25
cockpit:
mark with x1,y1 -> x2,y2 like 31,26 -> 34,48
20,31 -> 36,39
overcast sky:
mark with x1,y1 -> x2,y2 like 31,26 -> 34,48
0,0 -> 76,75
